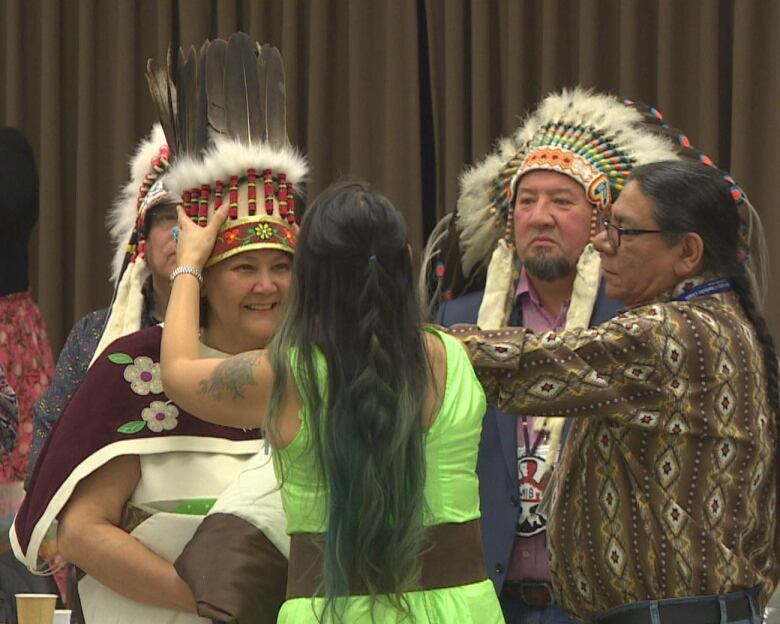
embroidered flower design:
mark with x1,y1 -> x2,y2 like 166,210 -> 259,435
224,228 -> 240,244
117,401 -> 180,434
141,401 -> 179,432
254,223 -> 274,240
123,356 -> 163,396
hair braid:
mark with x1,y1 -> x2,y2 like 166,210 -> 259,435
267,181 -> 430,623
729,266 -> 780,490
631,160 -> 780,530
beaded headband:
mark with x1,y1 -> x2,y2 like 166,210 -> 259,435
146,33 -> 308,267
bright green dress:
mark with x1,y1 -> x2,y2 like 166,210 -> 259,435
275,327 -> 504,623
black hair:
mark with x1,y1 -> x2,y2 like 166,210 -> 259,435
0,127 -> 39,293
266,180 -> 430,621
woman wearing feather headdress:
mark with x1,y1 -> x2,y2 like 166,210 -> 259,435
12,34 -> 304,624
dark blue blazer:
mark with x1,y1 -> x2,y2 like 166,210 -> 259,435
436,283 -> 622,592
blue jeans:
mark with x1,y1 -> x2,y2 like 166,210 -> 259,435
500,595 -> 582,624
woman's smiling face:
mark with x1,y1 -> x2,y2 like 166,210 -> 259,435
202,248 -> 293,353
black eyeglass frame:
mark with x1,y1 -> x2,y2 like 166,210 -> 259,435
597,216 -> 677,249
146,204 -> 179,228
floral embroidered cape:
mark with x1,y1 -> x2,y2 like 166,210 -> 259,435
10,325 -> 261,570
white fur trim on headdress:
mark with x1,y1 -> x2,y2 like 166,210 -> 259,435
89,256 -> 150,367
456,141 -> 517,278
456,87 -> 687,331
564,244 -> 602,331
476,239 -> 516,329
107,124 -> 168,284
164,138 -> 308,197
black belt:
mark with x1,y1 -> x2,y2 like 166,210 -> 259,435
593,586 -> 760,624
501,579 -> 555,607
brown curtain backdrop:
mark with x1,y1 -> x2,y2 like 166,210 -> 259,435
1,0 -> 778,351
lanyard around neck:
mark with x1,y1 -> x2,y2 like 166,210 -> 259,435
673,278 -> 732,302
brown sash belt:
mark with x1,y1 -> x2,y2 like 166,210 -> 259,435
286,518 -> 487,599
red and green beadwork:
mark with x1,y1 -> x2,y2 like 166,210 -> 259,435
207,216 -> 296,268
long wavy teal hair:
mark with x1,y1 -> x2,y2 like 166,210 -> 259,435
266,181 -> 431,621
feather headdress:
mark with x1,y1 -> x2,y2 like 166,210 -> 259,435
146,33 -> 307,267
91,34 -> 307,367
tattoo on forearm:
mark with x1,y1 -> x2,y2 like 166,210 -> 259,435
198,351 -> 263,400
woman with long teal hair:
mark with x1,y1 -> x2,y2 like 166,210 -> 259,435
161,181 -> 503,623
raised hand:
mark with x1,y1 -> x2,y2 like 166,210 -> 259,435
174,204 -> 229,271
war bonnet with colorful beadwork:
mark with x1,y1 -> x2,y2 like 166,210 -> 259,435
458,88 -> 680,283
147,32 -> 308,268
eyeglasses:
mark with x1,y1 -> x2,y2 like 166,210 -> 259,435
147,205 -> 179,230
597,216 -> 671,249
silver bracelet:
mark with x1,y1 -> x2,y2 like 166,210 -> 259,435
170,264 -> 204,287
